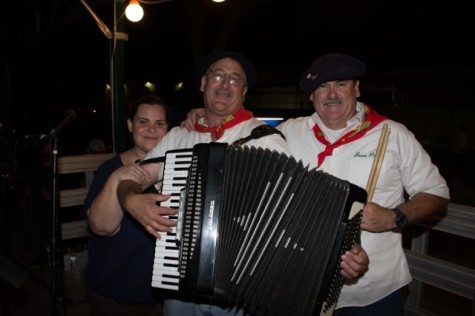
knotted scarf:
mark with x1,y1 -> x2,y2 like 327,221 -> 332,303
194,108 -> 254,139
313,104 -> 387,167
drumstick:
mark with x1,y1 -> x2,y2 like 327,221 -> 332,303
366,123 -> 389,202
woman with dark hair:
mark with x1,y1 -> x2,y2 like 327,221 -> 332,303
84,95 -> 169,316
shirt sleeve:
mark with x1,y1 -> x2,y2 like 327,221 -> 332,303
394,122 -> 450,199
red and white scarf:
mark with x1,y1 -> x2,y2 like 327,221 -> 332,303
313,104 -> 387,167
194,108 -> 254,140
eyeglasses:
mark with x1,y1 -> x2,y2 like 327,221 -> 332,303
208,70 -> 244,87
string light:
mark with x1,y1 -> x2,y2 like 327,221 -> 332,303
125,0 -> 144,22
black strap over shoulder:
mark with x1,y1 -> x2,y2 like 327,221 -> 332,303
138,124 -> 284,164
138,156 -> 166,194
232,124 -> 286,146
138,156 -> 166,165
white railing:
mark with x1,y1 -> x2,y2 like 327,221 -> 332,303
58,153 -> 114,239
404,203 -> 475,315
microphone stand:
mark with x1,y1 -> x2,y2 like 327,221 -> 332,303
50,136 -> 65,316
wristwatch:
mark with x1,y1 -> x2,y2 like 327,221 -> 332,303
392,208 -> 408,230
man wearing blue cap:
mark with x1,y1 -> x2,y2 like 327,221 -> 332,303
278,53 -> 450,315
183,53 -> 450,315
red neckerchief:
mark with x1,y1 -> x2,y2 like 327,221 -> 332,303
194,108 -> 254,139
313,104 -> 387,167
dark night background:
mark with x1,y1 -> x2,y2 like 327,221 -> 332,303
0,3 -> 474,315
1,0 -> 474,155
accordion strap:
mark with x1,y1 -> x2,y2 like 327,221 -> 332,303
138,125 -> 285,165
232,124 -> 286,146
138,156 -> 165,165
138,156 -> 166,194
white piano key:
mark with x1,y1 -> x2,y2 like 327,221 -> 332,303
155,247 -> 180,256
154,256 -> 179,264
152,270 -> 180,279
153,260 -> 179,269
155,240 -> 178,248
158,234 -> 177,241
152,278 -> 179,290
163,171 -> 189,178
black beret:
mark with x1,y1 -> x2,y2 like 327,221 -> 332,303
299,53 -> 366,92
197,51 -> 258,90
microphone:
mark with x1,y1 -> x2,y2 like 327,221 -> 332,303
43,110 -> 77,139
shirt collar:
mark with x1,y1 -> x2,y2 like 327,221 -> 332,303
311,101 -> 364,143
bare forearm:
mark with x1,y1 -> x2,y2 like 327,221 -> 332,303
88,160 -> 155,236
117,179 -> 143,212
361,192 -> 449,232
88,175 -> 124,236
399,192 -> 449,224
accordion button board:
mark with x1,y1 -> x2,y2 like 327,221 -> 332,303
151,143 -> 366,316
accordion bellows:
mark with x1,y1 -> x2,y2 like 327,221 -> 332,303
152,143 -> 366,316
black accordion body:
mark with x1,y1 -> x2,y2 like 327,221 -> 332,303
152,143 -> 366,316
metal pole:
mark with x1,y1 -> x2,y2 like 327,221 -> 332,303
50,137 -> 65,316
111,0 -> 127,153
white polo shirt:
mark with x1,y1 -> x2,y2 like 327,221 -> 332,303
145,117 -> 291,174
277,102 -> 450,308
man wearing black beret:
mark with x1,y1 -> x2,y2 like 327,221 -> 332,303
183,52 -> 450,315
278,53 -> 450,315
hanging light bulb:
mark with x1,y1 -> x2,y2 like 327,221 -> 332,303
125,0 -> 144,22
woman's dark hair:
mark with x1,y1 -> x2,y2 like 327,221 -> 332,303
127,95 -> 169,123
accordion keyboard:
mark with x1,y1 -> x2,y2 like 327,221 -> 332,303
151,149 -> 193,290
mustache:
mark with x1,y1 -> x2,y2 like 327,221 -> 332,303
323,99 -> 342,105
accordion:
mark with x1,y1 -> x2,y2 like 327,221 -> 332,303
152,143 -> 366,316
